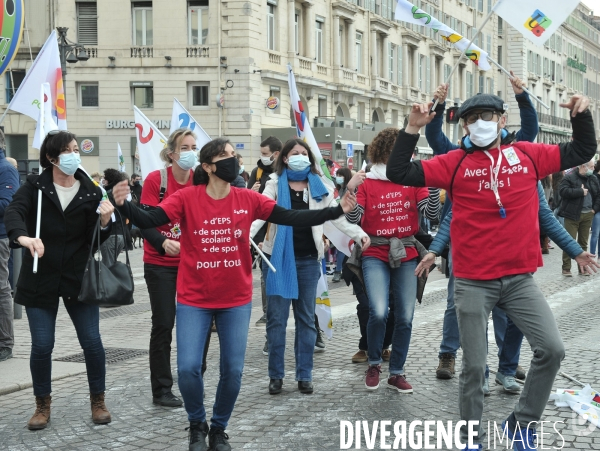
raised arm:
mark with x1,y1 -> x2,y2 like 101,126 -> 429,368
425,84 -> 458,155
558,96 -> 596,170
506,71 -> 539,143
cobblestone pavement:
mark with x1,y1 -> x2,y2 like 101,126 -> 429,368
0,246 -> 599,450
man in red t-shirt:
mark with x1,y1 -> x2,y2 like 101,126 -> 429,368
386,94 -> 597,449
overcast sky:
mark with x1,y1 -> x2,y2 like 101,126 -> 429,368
582,0 -> 600,14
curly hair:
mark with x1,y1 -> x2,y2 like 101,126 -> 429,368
367,128 -> 400,165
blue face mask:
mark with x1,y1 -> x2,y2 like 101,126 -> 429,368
239,165 -> 245,175
54,152 -> 81,176
287,154 -> 311,172
335,177 -> 345,185
175,150 -> 197,171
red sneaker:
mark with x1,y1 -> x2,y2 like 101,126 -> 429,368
365,365 -> 382,390
387,374 -> 413,393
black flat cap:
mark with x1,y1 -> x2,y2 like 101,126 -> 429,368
457,93 -> 506,119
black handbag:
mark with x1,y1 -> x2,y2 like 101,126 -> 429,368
78,216 -> 134,307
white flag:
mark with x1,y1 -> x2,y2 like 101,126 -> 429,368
32,83 -> 58,150
134,106 -> 167,179
287,64 -> 333,182
395,0 -> 491,70
494,0 -> 579,45
315,265 -> 333,339
323,221 -> 354,258
170,98 -> 212,149
8,31 -> 67,129
118,143 -> 126,173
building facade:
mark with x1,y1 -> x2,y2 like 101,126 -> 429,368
0,1 -> 597,175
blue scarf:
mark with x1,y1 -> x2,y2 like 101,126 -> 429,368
267,167 -> 328,299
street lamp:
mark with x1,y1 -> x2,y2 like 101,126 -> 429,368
56,27 -> 89,80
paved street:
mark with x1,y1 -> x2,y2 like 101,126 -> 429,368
0,245 -> 599,450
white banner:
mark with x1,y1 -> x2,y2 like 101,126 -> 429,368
395,0 -> 491,70
315,265 -> 333,339
32,83 -> 58,150
134,106 -> 167,179
170,98 -> 212,149
494,0 -> 579,45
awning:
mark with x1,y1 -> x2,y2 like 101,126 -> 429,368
317,142 -> 332,150
336,140 -> 365,151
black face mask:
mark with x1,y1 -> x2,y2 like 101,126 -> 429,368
133,181 -> 140,186
213,157 -> 239,183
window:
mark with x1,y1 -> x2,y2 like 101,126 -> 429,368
188,1 -> 209,45
487,0 -> 492,12
132,84 -> 154,108
498,17 -> 503,35
355,32 -> 362,73
318,95 -> 327,116
486,35 -> 491,54
478,73 -> 484,94
397,45 -> 402,86
444,64 -> 452,99
267,4 -> 275,50
132,2 -> 153,46
190,83 -> 209,107
294,12 -> 299,54
497,45 -> 502,66
527,51 -> 533,73
478,0 -> 483,12
5,69 -> 25,103
418,54 -> 424,91
77,2 -> 97,45
389,44 -> 394,81
315,20 -> 323,64
466,71 -> 473,97
79,83 -> 99,107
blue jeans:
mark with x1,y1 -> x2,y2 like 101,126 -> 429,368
263,255 -> 320,381
554,208 -> 565,226
362,256 -> 417,375
589,211 -> 600,256
335,249 -> 344,272
491,307 -> 523,377
176,302 -> 251,429
26,303 -> 106,397
439,250 -> 460,357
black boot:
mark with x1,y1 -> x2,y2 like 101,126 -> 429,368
208,428 -> 231,451
269,378 -> 282,394
186,421 -> 209,451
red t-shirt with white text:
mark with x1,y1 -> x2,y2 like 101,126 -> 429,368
140,167 -> 193,266
158,185 -> 276,308
357,179 -> 429,262
422,143 -> 561,280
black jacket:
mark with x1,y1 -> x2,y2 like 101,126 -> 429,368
558,170 -> 600,221
247,159 -> 275,193
4,168 -> 110,308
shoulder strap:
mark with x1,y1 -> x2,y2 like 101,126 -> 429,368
159,168 -> 168,203
448,152 -> 470,200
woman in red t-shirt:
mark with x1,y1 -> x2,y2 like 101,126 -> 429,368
139,128 -> 196,408
345,128 -> 440,394
111,138 -> 356,451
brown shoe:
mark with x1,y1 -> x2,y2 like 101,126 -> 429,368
351,350 -> 368,363
436,354 -> 455,379
90,392 -> 111,424
28,395 -> 51,430
382,348 -> 391,362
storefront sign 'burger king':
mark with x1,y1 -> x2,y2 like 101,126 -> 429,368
266,96 -> 280,110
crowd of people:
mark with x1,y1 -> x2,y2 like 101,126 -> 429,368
0,76 -> 598,451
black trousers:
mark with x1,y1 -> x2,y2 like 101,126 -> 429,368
145,263 -> 211,397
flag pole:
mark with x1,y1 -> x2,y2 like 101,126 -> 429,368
486,56 -> 550,110
430,0 -> 504,112
250,238 -> 276,273
33,190 -> 42,273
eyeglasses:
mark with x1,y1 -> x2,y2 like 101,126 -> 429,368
464,111 -> 500,124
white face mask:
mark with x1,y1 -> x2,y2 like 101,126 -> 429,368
467,119 -> 500,148
260,156 -> 274,166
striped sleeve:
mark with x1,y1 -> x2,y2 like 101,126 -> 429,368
417,187 -> 441,221
345,204 -> 364,225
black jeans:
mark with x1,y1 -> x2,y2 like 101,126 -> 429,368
145,263 -> 212,397
351,273 -> 394,351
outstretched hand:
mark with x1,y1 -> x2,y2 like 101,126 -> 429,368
112,180 -> 130,206
574,251 -> 599,275
406,103 -> 436,134
415,252 -> 436,278
560,94 -> 590,117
